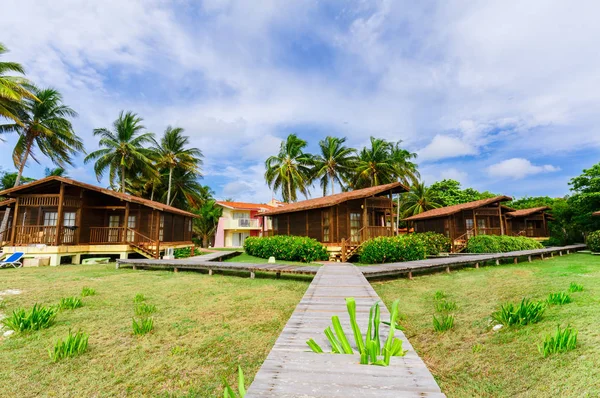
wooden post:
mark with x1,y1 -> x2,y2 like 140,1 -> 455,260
475,262 -> 480,269
528,255 -> 532,262
55,183 -> 65,246
550,252 -> 554,258
567,249 -> 570,254
250,271 -> 255,279
174,267 -> 179,273
408,271 -> 413,280
154,211 -> 161,259
543,214 -> 548,237
541,253 -> 544,260
495,259 -> 500,265
209,269 -> 213,276
363,198 -> 368,239
9,198 -> 19,245
514,257 -> 518,264
305,212 -> 309,236
287,215 -> 290,235
499,203 -> 504,235
445,266 -> 450,274
473,209 -> 478,236
276,272 -> 281,279
132,264 -> 137,270
559,251 -> 563,256
341,238 -> 346,263
122,202 -> 130,243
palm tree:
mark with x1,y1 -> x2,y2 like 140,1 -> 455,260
44,167 -> 67,177
352,137 -> 398,189
0,43 -> 36,126
265,134 -> 313,203
150,126 -> 203,205
390,141 -> 419,186
400,182 -> 442,217
85,111 -> 155,193
193,199 -> 223,248
159,168 -> 206,209
0,87 -> 83,187
311,136 -> 356,196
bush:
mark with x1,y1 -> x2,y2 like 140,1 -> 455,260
433,314 -> 455,332
408,232 -> 451,255
358,235 -> 427,264
547,292 -> 572,305
49,330 -> 89,362
2,304 -> 57,332
174,247 -> 203,259
569,282 -> 584,293
467,235 -> 544,253
59,297 -> 83,310
491,298 -> 545,327
243,236 -> 328,263
538,325 -> 578,358
587,230 -> 600,252
81,287 -> 96,297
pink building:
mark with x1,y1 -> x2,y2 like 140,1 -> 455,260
214,200 -> 282,248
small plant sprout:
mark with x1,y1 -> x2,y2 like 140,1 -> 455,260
491,298 -> 545,327
539,325 -> 578,358
223,366 -> 246,398
59,297 -> 83,310
433,291 -> 446,301
133,293 -> 146,303
569,283 -> 584,293
435,300 -> 458,313
134,303 -> 157,316
49,330 -> 89,362
547,292 -> 572,305
306,298 -> 407,366
81,287 -> 96,297
132,317 -> 154,335
472,344 -> 484,353
433,314 -> 455,332
2,304 -> 57,332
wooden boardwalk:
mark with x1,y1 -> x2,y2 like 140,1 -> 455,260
246,262 -> 444,397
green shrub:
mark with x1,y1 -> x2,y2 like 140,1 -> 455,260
433,290 -> 446,300
547,292 -> 572,305
538,325 -> 578,358
587,230 -> 600,252
81,287 -> 96,297
132,317 -> 154,335
491,298 -> 545,327
49,330 -> 89,362
173,247 -> 203,259
2,304 -> 58,332
467,235 -> 543,253
569,282 -> 584,293
59,297 -> 83,310
433,314 -> 455,332
410,232 -> 451,255
243,236 -> 328,263
133,293 -> 146,303
135,303 -> 157,316
358,235 -> 427,264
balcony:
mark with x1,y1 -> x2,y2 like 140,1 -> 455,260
223,218 -> 261,229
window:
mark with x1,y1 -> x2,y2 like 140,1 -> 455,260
108,215 -> 120,242
159,215 -> 165,242
465,218 -> 474,238
350,212 -> 361,242
44,212 -> 58,226
126,215 -> 136,242
322,210 -> 330,242
62,212 -> 76,244
477,218 -> 487,234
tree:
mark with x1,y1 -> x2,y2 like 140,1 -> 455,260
428,179 -> 497,207
44,167 -> 67,177
192,199 -> 223,248
159,169 -> 206,209
390,141 -> 420,187
265,134 -> 313,203
150,126 -> 203,205
0,172 -> 34,192
0,43 -> 36,126
400,182 -> 442,217
311,136 -> 356,195
85,111 -> 155,193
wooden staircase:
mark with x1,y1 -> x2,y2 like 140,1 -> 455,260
126,228 -> 159,259
327,239 -> 363,262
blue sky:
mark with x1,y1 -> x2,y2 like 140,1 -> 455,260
2,0 -> 599,203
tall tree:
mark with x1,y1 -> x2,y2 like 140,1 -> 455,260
160,169 -> 206,209
311,136 -> 356,195
85,111 -> 155,193
0,43 -> 36,126
193,199 -> 223,248
400,182 -> 442,217
265,134 -> 313,203
428,179 -> 497,207
352,137 -> 397,188
150,126 -> 203,205
44,167 -> 67,177
390,141 -> 420,186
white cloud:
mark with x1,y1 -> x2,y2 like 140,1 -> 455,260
487,158 -> 560,179
417,135 -> 477,161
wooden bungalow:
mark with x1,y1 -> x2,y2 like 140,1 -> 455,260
404,196 -> 513,252
504,206 -> 552,238
0,176 -> 197,265
260,182 -> 408,261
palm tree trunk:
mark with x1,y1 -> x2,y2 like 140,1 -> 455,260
331,176 -> 335,196
287,178 -> 292,203
121,165 -> 126,193
167,167 -> 173,205
396,195 -> 400,235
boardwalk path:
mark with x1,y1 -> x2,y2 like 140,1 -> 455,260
246,263 -> 444,397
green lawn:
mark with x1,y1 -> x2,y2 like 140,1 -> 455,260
0,264 -> 308,397
373,253 -> 600,397
225,252 -> 320,266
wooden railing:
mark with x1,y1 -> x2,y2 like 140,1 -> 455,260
126,228 -> 159,258
14,226 -> 59,245
476,227 -> 502,236
515,228 -> 548,238
89,227 -> 123,244
361,226 -> 394,241
0,229 -> 10,246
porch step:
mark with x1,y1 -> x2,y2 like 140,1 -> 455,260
130,244 -> 156,259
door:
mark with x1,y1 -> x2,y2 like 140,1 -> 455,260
43,211 -> 59,244
232,232 -> 250,247
126,215 -> 137,242
322,210 -> 330,242
62,212 -> 76,244
465,218 -> 474,238
108,215 -> 120,242
477,218 -> 487,234
350,212 -> 362,242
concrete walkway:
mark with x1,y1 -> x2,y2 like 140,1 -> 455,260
246,263 -> 444,397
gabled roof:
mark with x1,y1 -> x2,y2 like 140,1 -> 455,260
261,182 -> 408,216
0,176 -> 198,218
217,201 -> 275,211
505,206 -> 550,218
0,198 -> 16,209
404,195 -> 513,221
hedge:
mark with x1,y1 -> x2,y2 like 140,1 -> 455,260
466,235 -> 544,253
410,232 -> 451,255
174,247 -> 203,259
588,230 -> 600,252
359,235 -> 428,264
243,236 -> 329,263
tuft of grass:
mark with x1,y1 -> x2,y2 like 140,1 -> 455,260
2,304 -> 57,332
433,313 -> 455,332
539,325 -> 578,358
435,299 -> 458,313
433,290 -> 446,300
223,366 -> 247,398
133,293 -> 146,303
134,303 -> 157,316
132,317 -> 154,335
569,282 -> 584,293
472,344 -> 484,353
49,330 -> 89,362
547,292 -> 572,305
491,298 -> 545,327
59,297 -> 83,310
81,287 -> 96,297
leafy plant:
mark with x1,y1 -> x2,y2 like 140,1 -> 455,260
2,304 -> 57,332
538,325 -> 578,358
59,297 -> 83,310
306,298 -> 407,366
173,247 -> 203,259
569,282 -> 584,293
49,330 -> 89,362
410,232 -> 451,255
472,344 -> 484,353
435,300 -> 458,313
243,236 -> 329,263
433,314 -> 455,332
81,287 -> 96,297
588,230 -> 600,252
491,298 -> 546,327
223,366 -> 246,398
132,317 -> 154,335
358,235 -> 428,264
547,292 -> 572,305
133,294 -> 146,303
433,290 -> 446,300
467,235 -> 543,253
135,303 -> 157,316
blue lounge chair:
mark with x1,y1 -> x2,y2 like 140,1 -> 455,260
0,252 -> 24,268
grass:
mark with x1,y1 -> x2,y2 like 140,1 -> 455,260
433,313 -> 455,332
539,325 -> 578,358
135,302 -> 157,316
49,330 -> 89,362
2,304 -> 57,332
0,264 -> 309,396
81,287 -> 96,297
373,253 -> 600,397
59,296 -> 83,310
225,252 -> 321,266
491,298 -> 546,326
547,292 -> 572,305
132,317 -> 154,335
